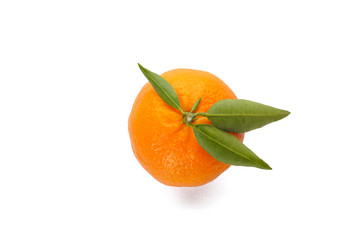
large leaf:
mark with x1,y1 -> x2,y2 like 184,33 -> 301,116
138,64 -> 183,112
205,99 -> 290,132
192,124 -> 271,169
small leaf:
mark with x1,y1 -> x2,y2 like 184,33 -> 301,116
192,124 -> 271,169
190,98 -> 201,112
206,99 -> 290,132
138,63 -> 183,112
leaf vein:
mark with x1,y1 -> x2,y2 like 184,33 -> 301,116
205,113 -> 287,117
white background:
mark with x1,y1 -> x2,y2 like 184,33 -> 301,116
1,0 -> 359,239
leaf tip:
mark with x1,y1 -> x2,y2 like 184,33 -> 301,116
138,63 -> 151,79
258,160 -> 272,170
278,109 -> 290,121
137,63 -> 145,71
264,165 -> 272,170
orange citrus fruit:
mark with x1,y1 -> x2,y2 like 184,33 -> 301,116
128,68 -> 245,187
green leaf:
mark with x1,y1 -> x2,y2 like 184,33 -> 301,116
190,98 -> 201,112
138,63 -> 183,112
205,99 -> 290,133
192,124 -> 271,169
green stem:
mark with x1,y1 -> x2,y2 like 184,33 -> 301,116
195,112 -> 209,117
183,112 -> 197,124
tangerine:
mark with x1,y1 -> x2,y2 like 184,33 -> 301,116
128,68 -> 244,187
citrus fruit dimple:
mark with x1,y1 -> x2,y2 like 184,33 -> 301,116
128,68 -> 244,187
